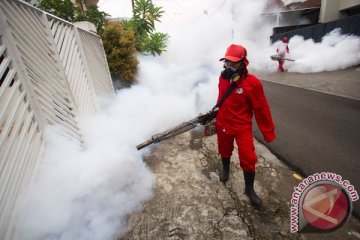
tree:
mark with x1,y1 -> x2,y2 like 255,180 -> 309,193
126,0 -> 169,56
37,0 -> 108,33
77,5 -> 109,33
37,0 -> 139,84
37,0 -> 78,22
100,22 -> 138,83
142,32 -> 168,56
131,0 -> 135,13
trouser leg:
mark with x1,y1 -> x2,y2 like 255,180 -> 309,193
278,60 -> 284,72
234,128 -> 257,173
217,130 -> 234,182
234,129 -> 261,206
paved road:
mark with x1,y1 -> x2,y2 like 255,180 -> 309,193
253,80 -> 360,217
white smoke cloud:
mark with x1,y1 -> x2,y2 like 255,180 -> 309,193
286,29 -> 360,72
251,28 -> 360,73
15,0 -> 360,239
15,123 -> 155,240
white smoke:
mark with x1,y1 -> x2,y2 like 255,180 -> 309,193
285,29 -> 360,72
16,124 -> 154,240
251,28 -> 360,73
15,0 -> 360,239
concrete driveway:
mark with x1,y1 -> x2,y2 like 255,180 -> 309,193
119,130 -> 360,240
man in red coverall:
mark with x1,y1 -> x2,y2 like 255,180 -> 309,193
216,44 -> 276,207
276,37 -> 290,72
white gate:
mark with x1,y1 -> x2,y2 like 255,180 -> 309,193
0,0 -> 114,238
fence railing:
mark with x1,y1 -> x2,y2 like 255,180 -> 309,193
0,0 -> 114,239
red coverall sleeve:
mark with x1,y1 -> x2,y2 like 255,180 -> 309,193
247,78 -> 276,142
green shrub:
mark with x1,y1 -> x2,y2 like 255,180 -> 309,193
101,22 -> 138,83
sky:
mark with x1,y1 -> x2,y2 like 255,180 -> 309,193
15,0 -> 360,240
98,0 -> 133,19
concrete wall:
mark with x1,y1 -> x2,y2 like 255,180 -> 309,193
84,0 -> 99,7
74,21 -> 97,33
320,0 -> 360,23
339,0 -> 360,11
319,0 -> 341,23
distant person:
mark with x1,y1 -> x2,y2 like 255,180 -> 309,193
276,37 -> 290,72
216,44 -> 276,207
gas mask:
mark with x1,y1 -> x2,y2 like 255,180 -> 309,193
221,61 -> 243,82
221,67 -> 237,80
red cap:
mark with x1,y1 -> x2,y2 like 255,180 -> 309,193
220,44 -> 248,65
282,37 -> 288,43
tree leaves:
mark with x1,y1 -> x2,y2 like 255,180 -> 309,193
37,0 -> 78,22
142,32 -> 169,56
129,0 -> 169,56
36,0 -> 108,32
77,5 -> 109,33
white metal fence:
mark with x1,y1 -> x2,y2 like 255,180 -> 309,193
0,0 -> 114,238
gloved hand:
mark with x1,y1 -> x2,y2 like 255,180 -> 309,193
264,133 -> 276,143
199,110 -> 218,125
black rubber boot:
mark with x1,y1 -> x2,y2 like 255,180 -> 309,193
243,171 -> 262,207
219,157 -> 230,182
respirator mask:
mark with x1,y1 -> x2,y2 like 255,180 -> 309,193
221,60 -> 243,81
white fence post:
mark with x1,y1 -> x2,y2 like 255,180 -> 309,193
47,15 -> 101,121
0,0 -> 114,239
0,5 -> 46,239
77,28 -> 115,95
